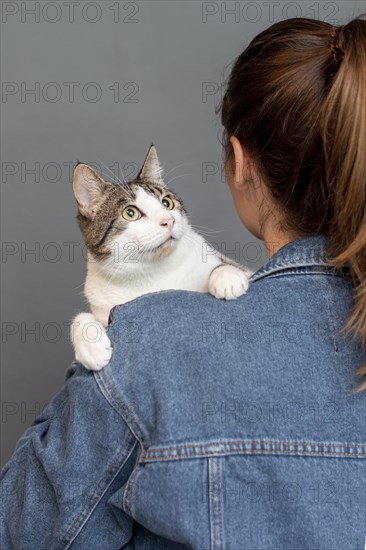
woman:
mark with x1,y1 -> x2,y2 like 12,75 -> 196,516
1,15 -> 365,549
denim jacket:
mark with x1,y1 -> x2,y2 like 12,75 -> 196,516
1,234 -> 366,549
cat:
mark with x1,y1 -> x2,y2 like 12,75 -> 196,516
71,144 -> 252,371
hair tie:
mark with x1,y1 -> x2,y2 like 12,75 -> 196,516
328,28 -> 344,65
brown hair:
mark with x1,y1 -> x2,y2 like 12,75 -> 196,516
218,16 -> 366,389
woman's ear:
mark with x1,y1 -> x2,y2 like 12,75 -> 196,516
228,136 -> 259,191
228,136 -> 245,189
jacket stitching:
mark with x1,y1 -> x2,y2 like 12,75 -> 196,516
61,437 -> 137,550
258,270 -> 341,279
141,448 -> 366,462
208,458 -> 215,550
251,270 -> 342,284
250,265 -> 342,284
142,439 -> 366,453
208,458 -> 224,550
122,450 -> 144,517
320,274 -> 340,353
95,369 -> 147,449
218,459 -> 224,548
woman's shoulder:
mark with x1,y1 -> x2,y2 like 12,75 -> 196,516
107,287 -> 267,347
109,289 -> 243,323
106,270 -> 342,331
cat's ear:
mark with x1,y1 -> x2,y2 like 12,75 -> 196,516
137,144 -> 165,185
73,163 -> 108,219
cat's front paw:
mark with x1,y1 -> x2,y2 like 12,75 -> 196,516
72,313 -> 113,372
75,334 -> 112,372
208,264 -> 250,300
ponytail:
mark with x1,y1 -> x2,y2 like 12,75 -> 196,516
321,18 -> 366,389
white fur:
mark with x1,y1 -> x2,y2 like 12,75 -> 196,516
72,188 -> 251,370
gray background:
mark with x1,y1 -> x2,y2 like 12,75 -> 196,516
1,0 -> 364,466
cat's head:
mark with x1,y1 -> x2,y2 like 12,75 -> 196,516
73,144 -> 189,270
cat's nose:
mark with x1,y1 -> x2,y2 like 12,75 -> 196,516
160,217 -> 175,230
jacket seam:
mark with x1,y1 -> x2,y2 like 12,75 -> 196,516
208,458 -> 224,550
95,369 -> 148,449
218,459 -> 224,548
320,273 -> 340,353
122,449 -> 144,517
142,439 -> 366,453
259,270 -> 341,279
141,448 -> 366,462
208,458 -> 215,550
250,267 -> 342,284
139,439 -> 366,464
60,436 -> 138,550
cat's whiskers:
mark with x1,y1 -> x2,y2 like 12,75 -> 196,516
73,281 -> 86,292
181,232 -> 206,247
97,159 -> 127,186
182,233 -> 221,261
135,248 -> 149,264
102,255 -> 126,289
191,229 -> 225,239
163,162 -> 197,180
191,224 -> 226,234
101,240 -> 150,289
165,173 -> 193,185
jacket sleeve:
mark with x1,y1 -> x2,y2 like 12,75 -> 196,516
0,361 -> 139,550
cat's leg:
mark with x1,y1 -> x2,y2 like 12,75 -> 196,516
70,312 -> 112,371
208,263 -> 252,300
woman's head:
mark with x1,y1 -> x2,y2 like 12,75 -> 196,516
218,15 -> 366,386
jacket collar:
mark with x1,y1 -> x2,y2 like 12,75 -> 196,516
249,233 -> 336,284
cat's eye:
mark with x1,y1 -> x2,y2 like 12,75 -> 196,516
162,196 -> 174,210
122,206 -> 141,221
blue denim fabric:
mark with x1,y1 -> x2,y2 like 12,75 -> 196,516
1,234 -> 366,549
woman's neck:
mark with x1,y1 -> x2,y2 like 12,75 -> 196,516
263,227 -> 303,259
